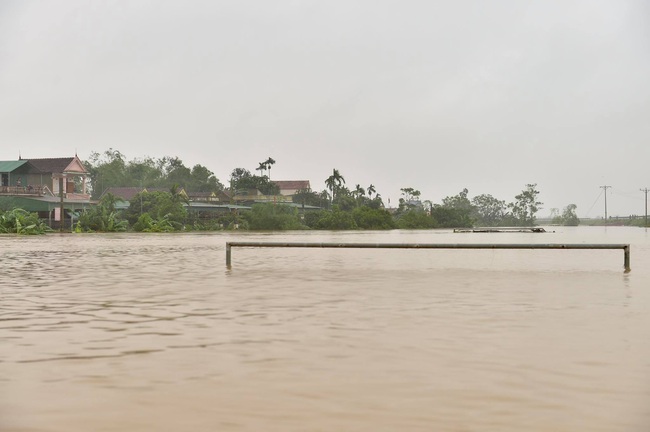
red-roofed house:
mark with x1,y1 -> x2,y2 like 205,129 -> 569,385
273,180 -> 311,196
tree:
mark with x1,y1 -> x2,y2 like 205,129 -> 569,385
85,150 -> 224,198
367,194 -> 384,209
471,194 -> 506,226
126,156 -> 163,188
85,149 -> 129,198
442,188 -> 473,212
160,157 -> 192,189
397,187 -> 422,214
248,203 -> 304,230
318,189 -> 331,209
509,183 -> 543,226
230,165 -> 279,197
76,193 -> 128,232
552,204 -> 580,226
396,209 -> 437,229
352,206 -> 396,230
188,164 -> 224,192
430,205 -> 473,228
256,161 -> 267,176
333,186 -> 355,211
293,188 -> 322,207
353,184 -> 365,206
400,187 -> 421,203
264,157 -> 276,180
125,190 -> 187,229
325,169 -> 345,203
314,206 -> 357,230
367,184 -> 376,199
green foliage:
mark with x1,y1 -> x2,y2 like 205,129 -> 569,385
230,168 -> 279,195
315,206 -> 358,230
302,211 -> 325,228
293,189 -> 323,207
552,204 -> 580,226
85,149 -> 224,198
396,187 -> 423,215
0,208 -> 51,234
430,205 -> 473,228
247,203 -> 305,230
471,194 -> 506,226
396,209 -> 437,229
509,184 -> 543,226
442,188 -> 472,212
436,188 -> 475,227
132,213 -> 178,232
352,206 -> 396,230
366,196 -> 384,209
400,187 -> 421,202
124,190 -> 187,229
76,193 -> 128,232
325,169 -> 346,202
333,187 -> 356,211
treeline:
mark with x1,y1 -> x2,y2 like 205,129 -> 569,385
2,150 -> 586,233
71,181 -> 574,233
85,149 -> 224,198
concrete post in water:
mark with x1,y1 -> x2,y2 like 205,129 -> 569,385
624,245 -> 631,273
226,242 -> 232,267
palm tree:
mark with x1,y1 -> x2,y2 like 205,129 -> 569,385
264,157 -> 276,180
325,169 -> 345,204
319,189 -> 331,209
256,161 -> 267,176
367,184 -> 376,199
354,184 -> 365,206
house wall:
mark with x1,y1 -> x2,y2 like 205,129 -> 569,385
1,165 -> 33,186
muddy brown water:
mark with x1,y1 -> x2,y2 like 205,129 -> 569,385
2,227 -> 649,431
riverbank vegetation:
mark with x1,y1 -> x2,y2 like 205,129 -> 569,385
0,208 -> 52,234
4,148 -> 608,233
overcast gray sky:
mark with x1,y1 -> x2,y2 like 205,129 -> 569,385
1,0 -> 648,217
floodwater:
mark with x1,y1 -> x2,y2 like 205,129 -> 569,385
1,227 -> 649,431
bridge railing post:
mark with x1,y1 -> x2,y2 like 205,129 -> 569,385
225,242 -> 631,273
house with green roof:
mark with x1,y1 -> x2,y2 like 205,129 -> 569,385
0,155 -> 92,225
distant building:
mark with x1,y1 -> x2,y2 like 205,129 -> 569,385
273,180 -> 311,196
0,155 -> 91,224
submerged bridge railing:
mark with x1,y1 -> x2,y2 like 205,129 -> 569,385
226,242 -> 631,272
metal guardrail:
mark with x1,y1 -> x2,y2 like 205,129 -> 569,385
226,242 -> 631,272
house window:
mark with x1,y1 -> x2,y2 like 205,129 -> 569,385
1,173 -> 7,187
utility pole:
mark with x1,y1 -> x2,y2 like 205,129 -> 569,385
59,177 -> 65,232
600,185 -> 611,222
641,188 -> 649,227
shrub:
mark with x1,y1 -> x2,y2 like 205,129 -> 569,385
248,203 -> 305,230
315,206 -> 358,230
0,208 -> 51,235
396,210 -> 437,229
352,206 -> 396,230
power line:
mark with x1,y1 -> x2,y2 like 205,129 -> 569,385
584,189 -> 604,217
600,185 -> 611,220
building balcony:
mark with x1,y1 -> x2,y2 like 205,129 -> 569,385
0,185 -> 48,196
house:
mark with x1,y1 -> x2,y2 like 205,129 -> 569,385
0,155 -> 92,225
100,187 -> 144,202
273,180 -> 311,196
184,190 -> 227,202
